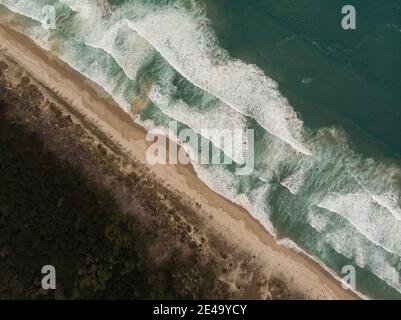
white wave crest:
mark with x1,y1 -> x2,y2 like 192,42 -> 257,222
123,6 -> 311,155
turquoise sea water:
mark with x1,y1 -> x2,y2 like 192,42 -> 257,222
1,0 -> 400,299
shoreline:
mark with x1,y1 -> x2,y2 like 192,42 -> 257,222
0,21 -> 361,300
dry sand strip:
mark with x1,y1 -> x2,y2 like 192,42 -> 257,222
0,21 -> 359,300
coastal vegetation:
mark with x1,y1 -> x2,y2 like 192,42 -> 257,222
0,59 -> 297,299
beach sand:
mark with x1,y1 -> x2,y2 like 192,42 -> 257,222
0,21 -> 359,299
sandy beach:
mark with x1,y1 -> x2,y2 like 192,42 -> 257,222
0,21 -> 359,299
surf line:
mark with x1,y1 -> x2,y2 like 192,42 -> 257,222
124,19 -> 312,156
145,120 -> 255,176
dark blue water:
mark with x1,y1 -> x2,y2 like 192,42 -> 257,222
204,0 -> 401,159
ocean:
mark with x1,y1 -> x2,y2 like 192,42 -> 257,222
1,0 -> 400,299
